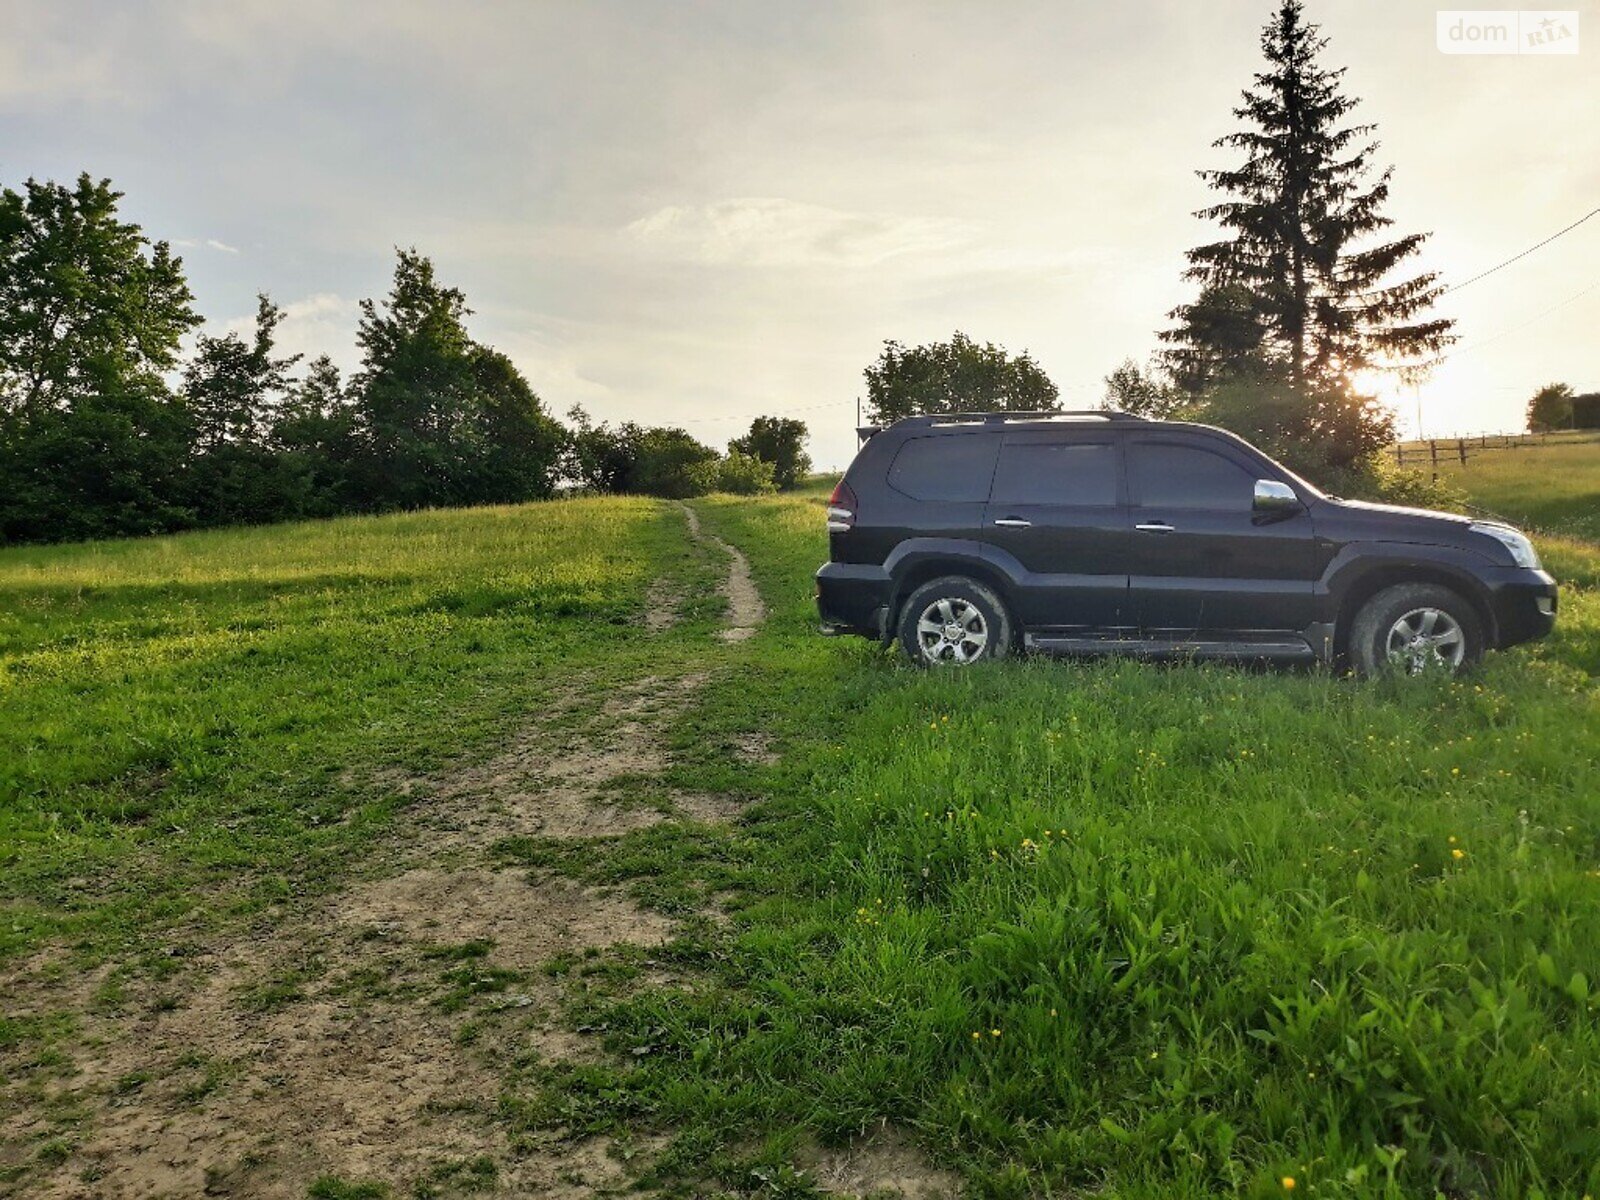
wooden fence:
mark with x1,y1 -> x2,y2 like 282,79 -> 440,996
1392,429 -> 1594,470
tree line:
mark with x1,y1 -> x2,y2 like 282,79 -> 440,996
0,178 -> 810,546
4,1 -> 1538,544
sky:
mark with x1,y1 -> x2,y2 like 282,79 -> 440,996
2,0 -> 1596,469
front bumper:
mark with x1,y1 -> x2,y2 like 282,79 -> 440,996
816,561 -> 892,639
1483,566 -> 1557,648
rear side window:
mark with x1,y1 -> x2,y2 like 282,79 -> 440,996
887,434 -> 999,502
991,440 -> 1118,506
1129,441 -> 1257,510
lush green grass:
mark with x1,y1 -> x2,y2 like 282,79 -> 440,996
0,499 -> 696,960
521,488 -> 1600,1199
1421,436 -> 1600,542
5,483 -> 1600,1197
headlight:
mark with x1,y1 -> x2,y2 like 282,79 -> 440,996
1470,522 -> 1541,569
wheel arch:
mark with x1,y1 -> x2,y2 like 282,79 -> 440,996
887,550 -> 1019,636
1332,561 -> 1498,660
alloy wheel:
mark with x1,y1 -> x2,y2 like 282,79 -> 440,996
915,597 -> 990,665
1385,606 -> 1466,674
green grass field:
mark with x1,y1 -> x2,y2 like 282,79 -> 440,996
4,484 -> 1600,1198
0,499 -> 698,956
1412,434 -> 1600,543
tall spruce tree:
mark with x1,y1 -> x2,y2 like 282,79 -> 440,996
1162,1 -> 1452,468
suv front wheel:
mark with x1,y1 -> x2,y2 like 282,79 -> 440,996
898,576 -> 1014,667
1349,583 -> 1485,677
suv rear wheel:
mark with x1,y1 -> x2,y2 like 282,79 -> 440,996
1349,583 -> 1485,677
898,576 -> 1013,666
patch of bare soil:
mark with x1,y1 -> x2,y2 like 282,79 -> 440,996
670,791 -> 748,825
732,731 -> 780,766
802,1128 -> 962,1199
337,868 -> 673,964
641,576 -> 683,632
3,865 -> 672,1199
1,676 -> 717,1197
417,672 -> 716,848
679,504 -> 765,642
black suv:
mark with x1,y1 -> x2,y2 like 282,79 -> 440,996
816,411 -> 1557,674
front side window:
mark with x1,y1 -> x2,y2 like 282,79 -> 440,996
887,434 -> 999,502
1129,441 -> 1257,510
991,440 -> 1118,506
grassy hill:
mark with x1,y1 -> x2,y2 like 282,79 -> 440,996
1402,432 -> 1600,543
3,487 -> 1599,1198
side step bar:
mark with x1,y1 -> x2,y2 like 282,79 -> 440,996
1025,634 -> 1316,661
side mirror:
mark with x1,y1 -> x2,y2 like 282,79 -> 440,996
1253,479 -> 1300,515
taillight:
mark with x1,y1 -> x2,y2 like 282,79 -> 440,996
827,479 -> 857,533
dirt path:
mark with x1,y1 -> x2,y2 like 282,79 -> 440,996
679,503 -> 765,641
0,507 -> 763,1199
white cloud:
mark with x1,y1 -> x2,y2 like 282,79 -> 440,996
172,237 -> 240,254
625,198 -> 972,269
216,293 -> 361,374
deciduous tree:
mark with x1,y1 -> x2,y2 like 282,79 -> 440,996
0,175 -> 200,541
1102,358 -> 1187,419
729,416 -> 811,489
184,295 -> 300,451
864,332 -> 1058,425
348,249 -> 562,510
1526,382 -> 1574,432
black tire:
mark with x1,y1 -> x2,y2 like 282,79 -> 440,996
897,576 -> 1014,667
1348,583 -> 1485,677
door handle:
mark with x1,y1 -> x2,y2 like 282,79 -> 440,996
993,518 -> 1032,528
1135,521 -> 1175,533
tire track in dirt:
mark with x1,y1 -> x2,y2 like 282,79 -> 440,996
679,503 -> 765,642
0,508 -> 768,1199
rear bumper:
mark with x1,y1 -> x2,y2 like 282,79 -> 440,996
816,561 -> 892,639
1483,567 -> 1557,648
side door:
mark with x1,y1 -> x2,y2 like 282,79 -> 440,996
980,431 -> 1130,631
1125,435 -> 1317,635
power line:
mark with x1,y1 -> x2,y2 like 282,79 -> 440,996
1441,274 -> 1600,363
1441,206 -> 1600,296
673,398 -> 855,426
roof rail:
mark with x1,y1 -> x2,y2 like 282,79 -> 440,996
906,409 -> 1144,425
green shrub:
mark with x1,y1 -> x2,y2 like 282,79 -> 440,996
710,449 -> 777,495
1332,454 -> 1468,511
